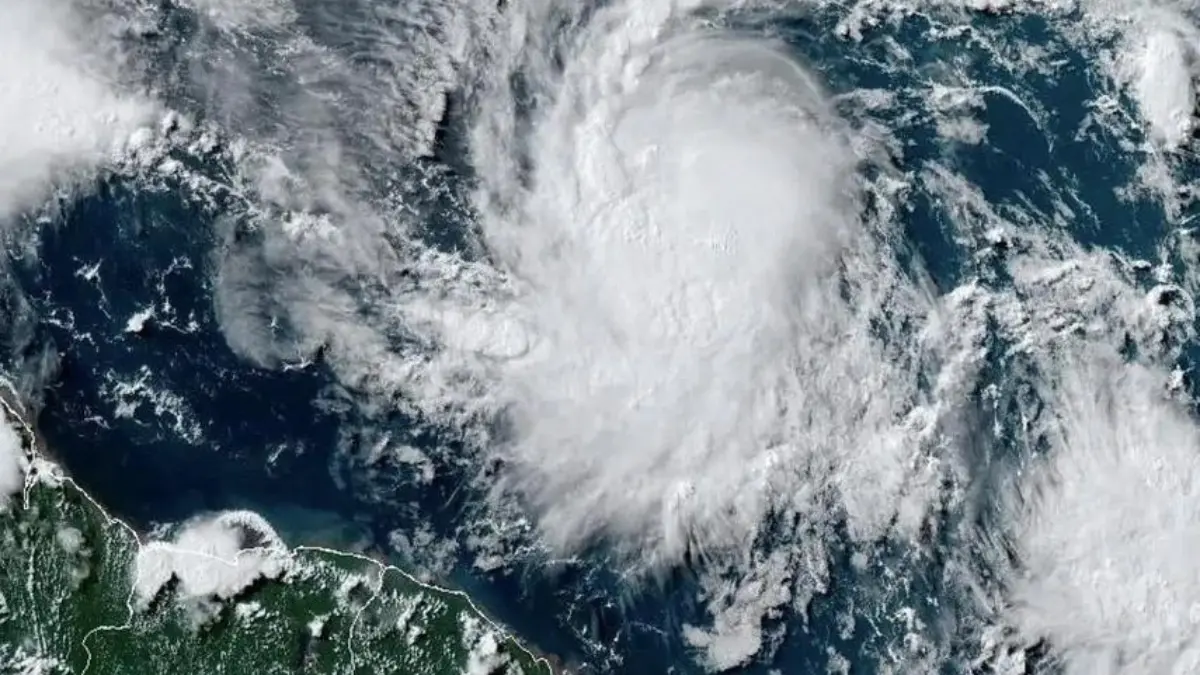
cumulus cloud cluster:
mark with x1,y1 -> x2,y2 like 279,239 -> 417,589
134,510 -> 291,621
1006,353 -> 1200,674
924,211 -> 1200,674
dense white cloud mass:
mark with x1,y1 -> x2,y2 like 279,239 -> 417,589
1133,27 -> 1195,149
178,0 -> 298,29
0,408 -> 28,508
1001,351 -> 1200,675
193,2 -> 977,663
0,0 -> 153,220
458,0 -> 962,569
205,0 -> 965,579
134,510 -> 290,610
914,212 -> 1200,674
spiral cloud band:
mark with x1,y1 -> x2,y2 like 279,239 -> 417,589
203,0 -> 961,584
465,0 -> 947,569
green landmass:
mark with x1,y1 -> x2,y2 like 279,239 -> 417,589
0,402 -> 554,675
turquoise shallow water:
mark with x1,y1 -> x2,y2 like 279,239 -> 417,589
4,1 -> 1192,673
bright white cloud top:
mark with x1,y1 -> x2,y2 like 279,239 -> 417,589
0,408 -> 28,508
0,0 -> 153,220
210,0 -> 967,580
197,0 -> 985,666
458,0 -> 966,572
134,510 -> 290,612
1004,351 -> 1200,675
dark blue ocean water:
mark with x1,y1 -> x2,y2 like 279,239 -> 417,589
5,3 -> 1187,673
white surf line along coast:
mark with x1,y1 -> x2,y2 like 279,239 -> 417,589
0,376 -> 553,675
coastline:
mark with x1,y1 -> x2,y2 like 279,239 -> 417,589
0,374 -> 562,675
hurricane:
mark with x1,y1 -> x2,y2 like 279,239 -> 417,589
461,0 -> 954,572
8,0 -> 1200,672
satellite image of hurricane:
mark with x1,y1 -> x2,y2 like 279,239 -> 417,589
3,0 -> 1200,672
